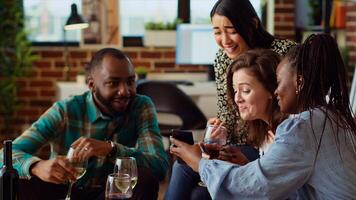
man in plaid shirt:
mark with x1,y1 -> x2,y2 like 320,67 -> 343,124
1,48 -> 169,199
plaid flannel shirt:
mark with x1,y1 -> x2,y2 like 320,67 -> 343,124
1,91 -> 169,187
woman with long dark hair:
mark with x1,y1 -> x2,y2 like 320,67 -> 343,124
171,33 -> 356,199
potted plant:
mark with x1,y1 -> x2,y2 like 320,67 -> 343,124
135,66 -> 149,80
144,18 -> 182,47
0,1 -> 37,134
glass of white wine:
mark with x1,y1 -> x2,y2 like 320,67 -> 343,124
65,147 -> 88,200
114,157 -> 138,189
105,173 -> 132,200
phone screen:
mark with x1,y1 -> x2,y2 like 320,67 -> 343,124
171,130 -> 194,145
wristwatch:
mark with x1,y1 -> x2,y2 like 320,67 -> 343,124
107,140 -> 117,158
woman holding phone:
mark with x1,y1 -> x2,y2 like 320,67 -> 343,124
171,34 -> 356,199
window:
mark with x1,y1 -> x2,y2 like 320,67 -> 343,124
24,0 -> 82,42
24,0 -> 262,44
250,0 -> 263,19
190,0 -> 262,25
119,0 -> 178,37
190,0 -> 216,24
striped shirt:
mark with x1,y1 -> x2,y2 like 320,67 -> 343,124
1,91 -> 169,187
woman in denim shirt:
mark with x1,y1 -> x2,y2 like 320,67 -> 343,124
171,34 -> 356,199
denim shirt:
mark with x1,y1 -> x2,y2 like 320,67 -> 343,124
199,108 -> 356,200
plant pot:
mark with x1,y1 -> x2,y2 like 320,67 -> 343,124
144,30 -> 176,47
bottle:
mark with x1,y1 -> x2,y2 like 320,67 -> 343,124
0,140 -> 19,200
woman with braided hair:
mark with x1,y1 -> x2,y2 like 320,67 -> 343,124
171,33 -> 356,199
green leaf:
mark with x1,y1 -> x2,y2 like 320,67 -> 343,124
0,1 -> 38,132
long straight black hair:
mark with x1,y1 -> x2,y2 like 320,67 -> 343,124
284,34 -> 356,152
210,0 -> 274,49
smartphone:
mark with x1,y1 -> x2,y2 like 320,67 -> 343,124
171,129 -> 194,164
171,129 -> 194,145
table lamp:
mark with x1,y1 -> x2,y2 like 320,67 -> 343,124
63,3 -> 89,81
64,3 -> 89,31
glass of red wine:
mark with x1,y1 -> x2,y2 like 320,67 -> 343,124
198,124 -> 227,187
202,124 -> 227,158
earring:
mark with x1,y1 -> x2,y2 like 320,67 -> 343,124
295,89 -> 299,95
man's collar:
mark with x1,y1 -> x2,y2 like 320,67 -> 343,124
85,92 -> 132,123
86,92 -> 110,122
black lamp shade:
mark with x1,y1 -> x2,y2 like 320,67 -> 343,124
64,3 -> 89,30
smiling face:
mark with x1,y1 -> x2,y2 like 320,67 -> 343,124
275,59 -> 298,114
89,55 -> 136,116
211,14 -> 250,59
233,68 -> 272,123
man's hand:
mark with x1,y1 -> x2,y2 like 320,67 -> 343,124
31,156 -> 77,184
219,145 -> 249,165
70,137 -> 113,160
169,137 -> 202,172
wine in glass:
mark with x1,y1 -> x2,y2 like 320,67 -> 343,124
65,147 -> 88,200
202,124 -> 227,159
114,157 -> 138,189
105,173 -> 132,200
198,124 -> 227,187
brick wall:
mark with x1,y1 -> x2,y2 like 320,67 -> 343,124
0,46 -> 209,139
346,2 -> 356,68
274,0 -> 295,40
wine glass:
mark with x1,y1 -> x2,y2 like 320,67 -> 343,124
105,173 -> 132,200
202,124 -> 227,159
114,157 -> 138,189
198,124 -> 227,187
65,147 -> 88,200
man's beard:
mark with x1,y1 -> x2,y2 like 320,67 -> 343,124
94,88 -> 132,116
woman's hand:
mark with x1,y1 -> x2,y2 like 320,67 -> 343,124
207,117 -> 223,126
218,145 -> 249,165
169,137 -> 202,172
200,143 -> 223,159
206,118 -> 226,140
